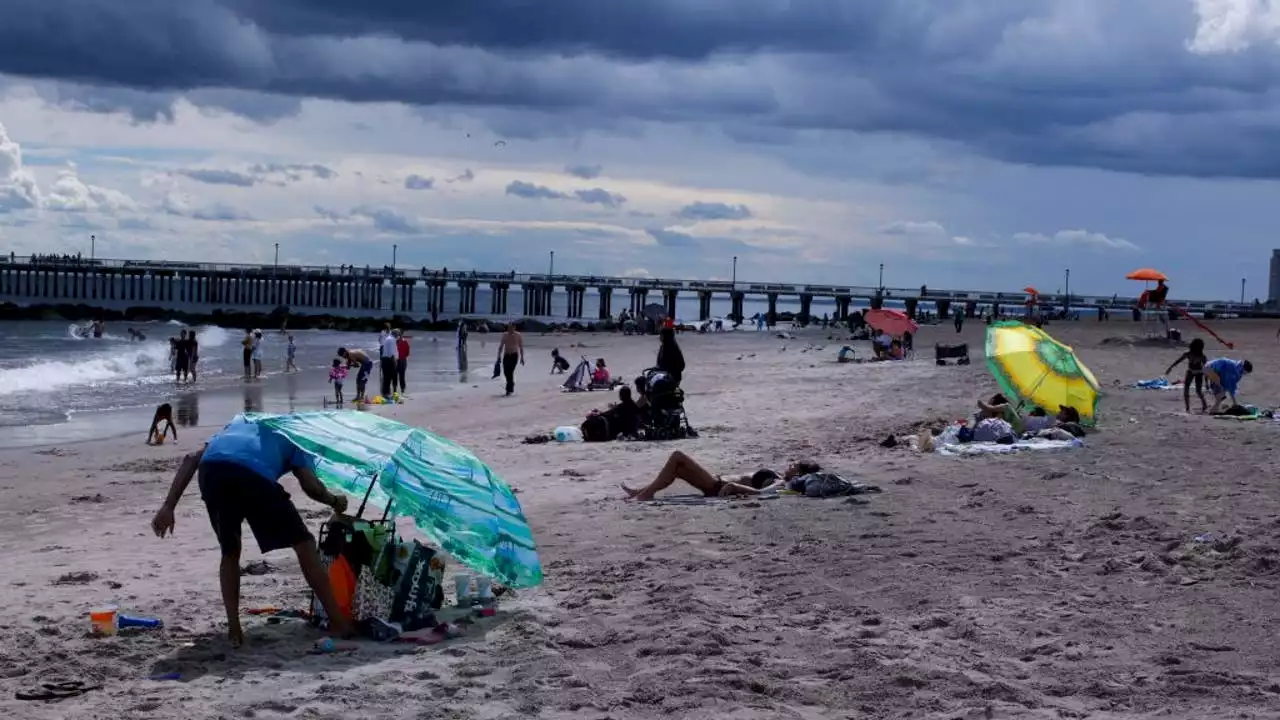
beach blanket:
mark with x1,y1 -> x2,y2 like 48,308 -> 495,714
640,493 -> 779,506
1130,377 -> 1182,390
937,437 -> 1082,457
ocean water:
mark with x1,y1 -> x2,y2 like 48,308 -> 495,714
0,321 -> 487,448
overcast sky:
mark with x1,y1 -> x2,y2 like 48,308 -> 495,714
0,0 -> 1278,299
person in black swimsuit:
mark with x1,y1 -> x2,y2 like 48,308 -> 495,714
1166,338 -> 1208,414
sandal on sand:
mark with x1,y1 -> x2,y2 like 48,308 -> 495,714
16,680 -> 103,701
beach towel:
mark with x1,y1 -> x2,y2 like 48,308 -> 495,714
1130,377 -> 1182,390
640,494 -> 779,506
938,437 -> 1082,457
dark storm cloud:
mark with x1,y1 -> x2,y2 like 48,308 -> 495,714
573,188 -> 625,208
676,202 -> 752,221
403,174 -> 435,190
350,206 -> 423,234
178,169 -> 257,187
4,1 -> 1280,178
646,228 -> 698,248
505,181 -> 567,201
178,163 -> 336,187
505,180 -> 625,207
565,164 -> 603,180
646,227 -> 753,252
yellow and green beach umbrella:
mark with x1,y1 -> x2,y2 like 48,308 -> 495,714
984,321 -> 1101,425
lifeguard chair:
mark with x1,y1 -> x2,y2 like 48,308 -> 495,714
1137,286 -> 1169,338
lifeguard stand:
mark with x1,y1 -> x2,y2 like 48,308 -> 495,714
1137,290 -> 1169,338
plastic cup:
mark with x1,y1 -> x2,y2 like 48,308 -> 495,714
90,605 -> 118,636
475,576 -> 493,600
453,573 -> 472,605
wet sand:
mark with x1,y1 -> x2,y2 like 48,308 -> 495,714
2,319 -> 1279,719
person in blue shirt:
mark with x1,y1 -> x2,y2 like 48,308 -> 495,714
150,418 -> 352,647
1204,358 -> 1252,414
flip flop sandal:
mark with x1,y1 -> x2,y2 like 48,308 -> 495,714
16,680 -> 102,701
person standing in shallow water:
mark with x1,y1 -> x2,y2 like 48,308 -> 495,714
241,330 -> 253,380
497,324 -> 525,396
395,331 -> 410,394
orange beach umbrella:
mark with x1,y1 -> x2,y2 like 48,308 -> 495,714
1125,268 -> 1167,282
1023,286 -> 1040,295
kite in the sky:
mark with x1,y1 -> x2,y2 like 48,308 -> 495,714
493,140 -> 507,148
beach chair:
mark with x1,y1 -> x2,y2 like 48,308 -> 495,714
934,343 -> 970,366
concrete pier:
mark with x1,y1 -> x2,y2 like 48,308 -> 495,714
0,255 -> 1252,322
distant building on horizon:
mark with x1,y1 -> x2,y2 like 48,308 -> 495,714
1272,249 -> 1280,305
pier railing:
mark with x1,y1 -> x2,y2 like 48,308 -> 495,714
0,254 -> 1256,313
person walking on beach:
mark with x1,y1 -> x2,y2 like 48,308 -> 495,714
395,331 -> 410,394
149,417 -> 354,648
241,330 -> 253,380
285,334 -> 298,374
954,308 -> 964,333
497,324 -> 525,396
1166,338 -> 1208,414
379,328 -> 398,397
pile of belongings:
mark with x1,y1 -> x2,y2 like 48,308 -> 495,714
311,515 -> 446,636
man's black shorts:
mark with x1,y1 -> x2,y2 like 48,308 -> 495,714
198,461 -> 311,556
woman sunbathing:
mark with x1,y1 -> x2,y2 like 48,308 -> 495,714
620,450 -> 820,501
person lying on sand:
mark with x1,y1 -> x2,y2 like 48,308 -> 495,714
1204,358 -> 1252,415
150,418 -> 354,647
978,395 -> 1084,437
1022,405 -> 1081,433
977,393 -> 1020,423
620,450 -> 820,501
146,403 -> 177,445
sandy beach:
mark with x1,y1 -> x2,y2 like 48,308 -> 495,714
3,318 -> 1280,719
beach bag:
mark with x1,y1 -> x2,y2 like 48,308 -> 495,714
388,540 -> 445,632
790,472 -> 874,498
581,413 -> 610,442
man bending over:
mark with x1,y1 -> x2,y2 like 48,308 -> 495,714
150,418 -> 353,647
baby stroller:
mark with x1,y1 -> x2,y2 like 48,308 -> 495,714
636,368 -> 697,441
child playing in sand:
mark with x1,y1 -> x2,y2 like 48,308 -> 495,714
550,348 -> 570,374
1166,338 -> 1208,413
1204,357 -> 1253,414
329,358 -> 347,405
146,403 -> 178,445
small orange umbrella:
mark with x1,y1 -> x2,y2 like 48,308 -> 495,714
1023,286 -> 1040,295
1125,268 -> 1167,282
